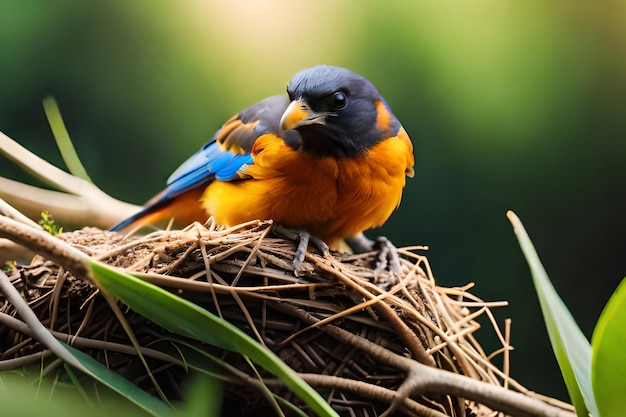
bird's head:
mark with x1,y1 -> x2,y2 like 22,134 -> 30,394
280,65 -> 402,158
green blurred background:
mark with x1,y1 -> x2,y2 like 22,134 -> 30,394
1,1 -> 624,402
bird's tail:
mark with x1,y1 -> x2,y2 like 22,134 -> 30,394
109,187 -> 208,232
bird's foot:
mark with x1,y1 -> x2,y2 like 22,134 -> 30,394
372,236 -> 402,275
272,225 -> 329,275
345,233 -> 402,275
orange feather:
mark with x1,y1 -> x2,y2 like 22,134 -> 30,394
201,132 -> 413,250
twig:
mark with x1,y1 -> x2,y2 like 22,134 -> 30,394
0,351 -> 53,370
300,373 -> 448,417
0,312 -> 183,366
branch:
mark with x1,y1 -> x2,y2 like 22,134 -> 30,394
0,131 -> 139,229
0,215 -> 90,279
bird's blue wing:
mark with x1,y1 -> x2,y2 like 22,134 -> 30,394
163,137 -> 253,200
163,94 -> 292,199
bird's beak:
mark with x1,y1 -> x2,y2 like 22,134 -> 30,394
280,99 -> 326,130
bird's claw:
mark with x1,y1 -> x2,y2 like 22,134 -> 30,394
273,225 -> 329,274
345,233 -> 402,276
373,236 -> 402,275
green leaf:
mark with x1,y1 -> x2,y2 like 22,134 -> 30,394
89,261 -> 338,417
39,210 -> 63,235
592,276 -> 626,417
61,344 -> 176,417
507,211 -> 597,417
43,96 -> 93,182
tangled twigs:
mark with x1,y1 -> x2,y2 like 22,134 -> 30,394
0,213 -> 576,417
0,268 -> 88,370
270,302 -> 573,417
313,252 -> 436,367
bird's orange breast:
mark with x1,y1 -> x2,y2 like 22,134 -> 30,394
200,132 -> 413,249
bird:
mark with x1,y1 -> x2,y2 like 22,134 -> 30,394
111,65 -> 414,272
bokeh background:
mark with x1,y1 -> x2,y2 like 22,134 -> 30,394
1,1 -> 625,402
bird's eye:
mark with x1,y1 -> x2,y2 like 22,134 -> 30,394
333,91 -> 347,109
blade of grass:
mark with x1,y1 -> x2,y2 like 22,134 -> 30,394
42,97 -> 93,182
591,276 -> 626,417
62,344 -> 177,417
166,338 -> 309,417
63,363 -> 94,407
88,261 -> 338,417
507,211 -> 597,417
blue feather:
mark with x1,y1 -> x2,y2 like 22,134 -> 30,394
109,139 -> 253,232
163,139 -> 252,199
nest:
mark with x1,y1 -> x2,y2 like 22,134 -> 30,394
0,220 -> 540,417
